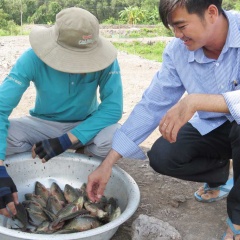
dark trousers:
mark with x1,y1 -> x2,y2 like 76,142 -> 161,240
147,121 -> 240,224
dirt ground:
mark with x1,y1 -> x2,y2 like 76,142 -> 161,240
0,35 -> 232,240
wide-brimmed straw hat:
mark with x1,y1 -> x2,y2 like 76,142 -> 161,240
29,7 -> 117,73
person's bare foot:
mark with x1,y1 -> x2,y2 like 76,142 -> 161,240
196,185 -> 220,201
75,147 -> 93,157
222,227 -> 234,240
222,226 -> 240,240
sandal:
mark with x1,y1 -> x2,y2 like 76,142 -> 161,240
222,218 -> 240,240
194,178 -> 233,203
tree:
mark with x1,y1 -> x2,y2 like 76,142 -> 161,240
47,1 -> 62,23
28,4 -> 47,23
119,6 -> 146,25
222,0 -> 237,10
0,8 -> 9,28
145,6 -> 159,24
234,1 -> 240,11
1,0 -> 27,25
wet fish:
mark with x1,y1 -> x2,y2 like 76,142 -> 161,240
50,182 -> 67,206
26,208 -> 49,227
106,197 -> 121,222
25,193 -> 46,208
80,183 -> 87,192
35,181 -> 50,202
57,215 -> 101,233
84,201 -> 108,219
42,208 -> 57,222
46,195 -> 63,215
35,220 -> 64,234
12,203 -> 28,231
22,200 -> 43,213
64,184 -> 81,203
35,221 -> 55,234
13,181 -> 122,235
52,197 -> 88,226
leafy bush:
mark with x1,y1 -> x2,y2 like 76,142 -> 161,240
103,17 -> 117,24
0,20 -> 23,36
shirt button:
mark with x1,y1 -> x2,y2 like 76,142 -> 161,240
215,62 -> 219,66
71,82 -> 74,85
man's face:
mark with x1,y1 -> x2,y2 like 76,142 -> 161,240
169,6 -> 212,51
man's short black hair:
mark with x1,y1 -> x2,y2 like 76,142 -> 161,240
159,0 -> 223,28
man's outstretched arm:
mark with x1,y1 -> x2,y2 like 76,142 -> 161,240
86,149 -> 122,202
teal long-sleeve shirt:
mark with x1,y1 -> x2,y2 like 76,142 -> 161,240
0,48 -> 123,160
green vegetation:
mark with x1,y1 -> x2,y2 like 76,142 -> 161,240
113,41 -> 167,62
126,25 -> 173,38
0,0 -> 160,30
0,0 -> 239,61
0,0 -> 239,35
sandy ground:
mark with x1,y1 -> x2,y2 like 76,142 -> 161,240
0,35 -> 232,240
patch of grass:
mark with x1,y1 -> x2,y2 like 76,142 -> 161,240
127,25 -> 173,38
113,41 -> 167,62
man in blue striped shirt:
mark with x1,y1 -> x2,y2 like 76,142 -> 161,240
87,1 -> 240,239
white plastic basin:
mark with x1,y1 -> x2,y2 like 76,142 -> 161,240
0,152 -> 140,240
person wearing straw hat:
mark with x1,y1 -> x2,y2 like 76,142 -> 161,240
0,7 -> 123,218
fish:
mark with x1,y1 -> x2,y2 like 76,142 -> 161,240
105,197 -> 121,222
26,208 -> 49,227
64,184 -> 81,203
35,220 -> 65,234
52,196 -> 88,226
50,182 -> 67,206
84,201 -> 108,219
57,215 -> 101,233
12,203 -> 28,231
11,181 -> 121,234
35,181 -> 50,202
42,208 -> 57,222
25,193 -> 46,208
46,195 -> 63,215
22,200 -> 43,213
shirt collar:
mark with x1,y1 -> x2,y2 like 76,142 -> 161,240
188,10 -> 240,63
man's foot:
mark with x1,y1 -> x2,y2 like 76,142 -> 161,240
194,178 -> 233,203
75,147 -> 85,154
195,186 -> 220,201
75,147 -> 93,157
222,227 -> 234,240
222,218 -> 240,240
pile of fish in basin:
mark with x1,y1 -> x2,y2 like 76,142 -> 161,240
0,152 -> 140,240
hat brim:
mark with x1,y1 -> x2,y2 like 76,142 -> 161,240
29,26 -> 117,73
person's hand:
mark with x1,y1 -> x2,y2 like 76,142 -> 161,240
0,165 -> 18,218
87,149 -> 121,202
32,133 -> 73,163
159,95 -> 195,143
87,163 -> 112,203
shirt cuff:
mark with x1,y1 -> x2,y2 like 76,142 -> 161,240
222,91 -> 240,124
112,129 -> 147,160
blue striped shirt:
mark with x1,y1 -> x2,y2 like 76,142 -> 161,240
112,10 -> 240,160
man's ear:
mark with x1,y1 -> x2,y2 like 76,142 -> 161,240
206,4 -> 219,23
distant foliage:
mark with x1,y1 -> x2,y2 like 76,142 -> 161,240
0,0 -> 160,25
0,0 -> 239,36
222,0 -> 240,11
